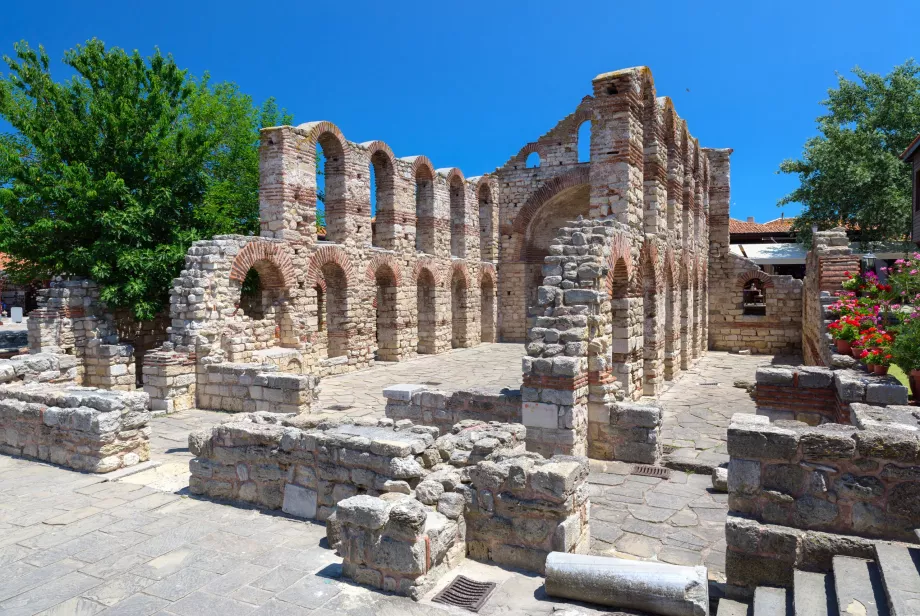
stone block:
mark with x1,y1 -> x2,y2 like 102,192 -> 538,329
522,402 -> 559,429
382,384 -> 427,402
756,367 -> 795,387
281,484 -> 317,519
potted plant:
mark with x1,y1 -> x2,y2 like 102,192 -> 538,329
859,349 -> 876,372
873,351 -> 893,376
828,316 -> 860,355
892,317 -> 920,398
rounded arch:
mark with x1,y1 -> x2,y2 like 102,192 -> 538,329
361,140 -> 396,166
402,155 -> 435,180
479,262 -> 497,286
516,143 -> 546,166
450,261 -> 472,289
604,233 -> 635,296
438,167 -> 465,185
411,257 -> 443,286
511,166 -> 592,237
737,270 -> 775,289
365,253 -> 403,287
229,241 -> 296,290
306,245 -> 355,288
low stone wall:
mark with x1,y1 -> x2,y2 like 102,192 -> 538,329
725,410 -> 920,587
0,353 -> 78,385
384,384 -> 521,434
142,349 -> 197,414
728,412 -> 919,541
755,365 -> 908,424
189,414 -> 441,521
83,342 -> 136,390
197,362 -> 319,414
0,383 -> 150,472
587,401 -> 662,463
334,495 -> 466,599
462,453 -> 590,573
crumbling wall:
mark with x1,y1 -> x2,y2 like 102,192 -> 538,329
725,410 -> 920,587
0,383 -> 150,472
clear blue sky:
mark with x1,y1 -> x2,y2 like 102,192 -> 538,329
1,0 -> 915,223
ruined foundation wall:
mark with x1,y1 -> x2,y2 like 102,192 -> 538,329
0,383 -> 150,472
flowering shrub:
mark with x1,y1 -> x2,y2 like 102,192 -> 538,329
828,315 -> 861,341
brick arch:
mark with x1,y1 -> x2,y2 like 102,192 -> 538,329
479,262 -> 496,286
365,253 -> 402,287
361,140 -> 396,166
515,143 -> 546,164
401,155 -> 435,180
511,167 -> 592,237
305,245 -> 355,287
604,232 -> 634,296
229,241 -> 296,290
411,257 -> 443,286
637,241 -> 661,288
297,121 -> 350,156
312,275 -> 327,294
572,105 -> 593,129
737,270 -> 775,289
450,261 -> 471,288
438,167 -> 465,185
663,247 -> 677,284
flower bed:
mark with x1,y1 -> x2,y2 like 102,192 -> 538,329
827,256 -> 920,396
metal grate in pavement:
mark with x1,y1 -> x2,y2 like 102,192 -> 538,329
631,464 -> 671,479
422,381 -> 442,386
326,404 -> 352,412
661,444 -> 677,454
432,575 -> 497,612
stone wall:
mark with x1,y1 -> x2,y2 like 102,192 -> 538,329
0,383 -> 150,472
195,362 -> 319,415
26,278 -> 168,391
383,384 -> 521,434
802,228 -> 861,366
462,452 -> 590,574
333,495 -> 466,599
725,410 -> 920,587
188,413 -> 442,521
587,401 -> 662,464
755,365 -> 908,425
0,352 -> 78,385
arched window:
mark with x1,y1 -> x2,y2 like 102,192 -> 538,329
416,268 -> 437,355
316,135 -> 346,243
479,184 -> 494,262
239,269 -> 265,320
525,152 -> 541,168
370,151 -> 395,249
577,121 -> 591,163
742,279 -> 766,316
449,176 -> 466,258
415,167 -> 435,254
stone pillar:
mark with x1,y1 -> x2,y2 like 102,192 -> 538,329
142,348 -> 197,414
588,68 -> 645,226
259,126 -> 315,246
705,148 -> 733,353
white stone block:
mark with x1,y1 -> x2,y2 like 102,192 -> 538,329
522,402 -> 559,429
382,384 -> 427,401
282,483 -> 317,519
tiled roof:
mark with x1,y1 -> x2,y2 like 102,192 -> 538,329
729,217 -> 795,234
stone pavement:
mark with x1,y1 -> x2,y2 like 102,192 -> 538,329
0,347 -> 786,613
0,454 -> 619,616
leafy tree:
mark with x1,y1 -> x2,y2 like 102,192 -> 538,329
0,39 -> 292,320
779,60 -> 920,245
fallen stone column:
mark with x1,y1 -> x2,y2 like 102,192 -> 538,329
544,552 -> 708,616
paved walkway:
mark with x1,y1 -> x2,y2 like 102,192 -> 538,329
0,347 -> 782,613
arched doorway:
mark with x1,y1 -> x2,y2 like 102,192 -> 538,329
451,268 -> 470,348
374,266 -> 398,361
481,274 -> 496,343
416,269 -> 437,354
321,262 -> 349,359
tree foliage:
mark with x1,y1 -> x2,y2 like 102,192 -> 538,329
0,39 -> 292,320
779,60 -> 920,245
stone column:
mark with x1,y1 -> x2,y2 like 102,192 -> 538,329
259,126 -> 316,247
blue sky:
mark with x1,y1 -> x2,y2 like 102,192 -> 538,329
1,0 -> 915,223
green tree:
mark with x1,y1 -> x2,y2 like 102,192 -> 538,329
0,39 -> 292,320
779,60 -> 920,245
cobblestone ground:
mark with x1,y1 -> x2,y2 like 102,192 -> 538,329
0,347 -> 785,613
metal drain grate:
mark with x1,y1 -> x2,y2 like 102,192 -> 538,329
422,381 -> 442,386
631,464 -> 671,479
326,404 -> 352,412
661,444 -> 677,454
699,382 -> 721,387
432,575 -> 497,612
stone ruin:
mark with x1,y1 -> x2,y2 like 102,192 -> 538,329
187,412 -> 589,598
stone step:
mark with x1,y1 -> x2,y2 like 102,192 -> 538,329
793,570 -> 835,616
754,586 -> 790,616
832,556 -> 890,616
717,598 -> 752,616
874,543 -> 920,616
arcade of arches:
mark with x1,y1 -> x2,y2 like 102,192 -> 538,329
145,66 -> 774,418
